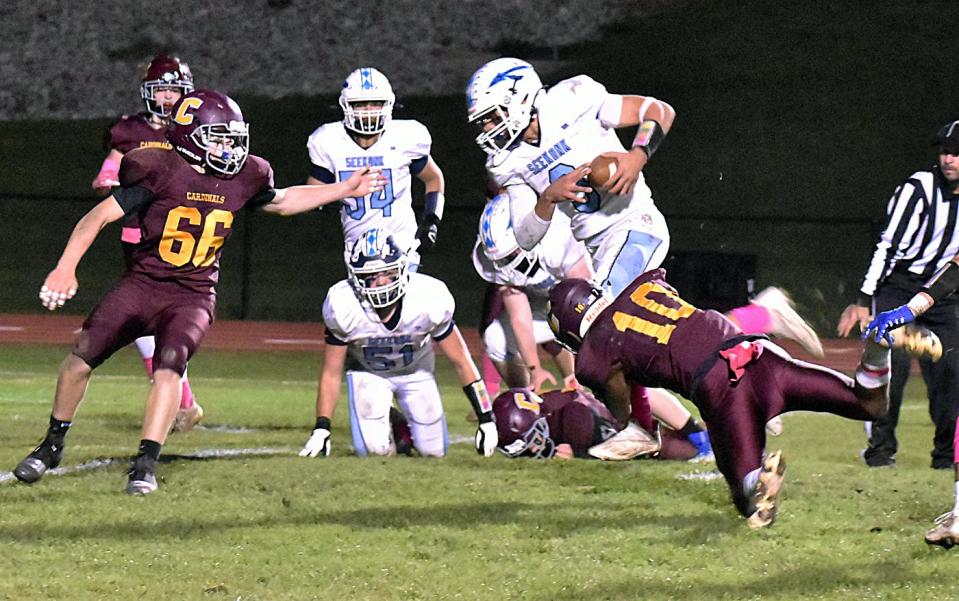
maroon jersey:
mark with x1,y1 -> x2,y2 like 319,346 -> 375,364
106,113 -> 171,153
540,389 -> 621,456
575,269 -> 741,399
118,148 -> 273,293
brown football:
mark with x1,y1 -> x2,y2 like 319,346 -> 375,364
587,155 -> 618,189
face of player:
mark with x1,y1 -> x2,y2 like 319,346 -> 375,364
939,146 -> 959,185
360,268 -> 400,290
154,87 -> 184,117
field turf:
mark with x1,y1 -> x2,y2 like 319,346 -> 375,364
1,343 -> 957,600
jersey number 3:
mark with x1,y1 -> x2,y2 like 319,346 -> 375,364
159,207 -> 233,267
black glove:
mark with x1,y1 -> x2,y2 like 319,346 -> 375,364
416,217 -> 439,253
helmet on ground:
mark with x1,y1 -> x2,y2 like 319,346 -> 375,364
493,388 -> 555,459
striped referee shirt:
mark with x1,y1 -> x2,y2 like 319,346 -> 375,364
861,165 -> 959,298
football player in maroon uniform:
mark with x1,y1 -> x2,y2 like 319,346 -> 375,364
547,270 -> 910,528
92,55 -> 206,432
18,89 -> 383,495
493,388 -> 698,461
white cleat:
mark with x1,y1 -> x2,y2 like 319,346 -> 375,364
752,287 -> 824,358
925,511 -> 959,548
172,402 -> 204,433
765,415 -> 784,437
587,421 -> 661,461
747,449 -> 786,529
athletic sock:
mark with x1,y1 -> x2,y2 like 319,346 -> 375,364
481,354 -> 501,396
179,378 -> 195,410
679,417 -> 704,438
727,304 -> 773,334
137,439 -> 162,461
142,357 -> 154,378
45,416 -> 72,446
856,341 -> 891,389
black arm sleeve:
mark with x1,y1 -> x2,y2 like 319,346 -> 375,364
113,185 -> 155,216
247,187 -> 278,209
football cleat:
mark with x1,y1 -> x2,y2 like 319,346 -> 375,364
888,324 -> 943,362
752,287 -> 824,358
587,421 -> 660,461
13,439 -> 64,484
765,415 -> 785,437
747,449 -> 786,529
126,455 -> 158,496
172,402 -> 204,433
925,511 -> 959,548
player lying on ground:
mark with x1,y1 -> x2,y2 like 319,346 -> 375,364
547,269 -> 940,527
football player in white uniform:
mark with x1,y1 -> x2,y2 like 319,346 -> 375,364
472,192 -> 591,391
466,57 -> 673,297
307,68 -> 445,264
299,228 -> 497,459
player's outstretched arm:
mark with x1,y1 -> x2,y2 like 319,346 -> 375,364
863,258 -> 959,344
300,343 -> 347,458
436,327 -> 497,456
262,167 -> 384,216
92,149 -> 123,197
40,196 -> 125,311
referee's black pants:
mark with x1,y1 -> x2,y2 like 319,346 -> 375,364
866,271 -> 959,468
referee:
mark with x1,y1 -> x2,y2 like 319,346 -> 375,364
838,120 -> 959,469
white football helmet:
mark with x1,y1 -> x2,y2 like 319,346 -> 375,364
346,228 -> 410,308
466,58 -> 543,156
339,67 -> 395,135
479,193 -> 540,282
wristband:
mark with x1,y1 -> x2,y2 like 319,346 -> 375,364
631,120 -> 665,159
921,260 -> 959,304
907,294 -> 934,316
314,416 -> 331,431
424,191 -> 445,223
464,379 -> 493,422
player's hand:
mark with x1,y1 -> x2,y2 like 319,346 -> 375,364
39,269 -> 78,311
299,427 -> 331,457
345,167 -> 384,198
554,443 -> 574,460
863,305 -> 915,346
562,373 -> 581,391
602,150 -> 646,197
837,304 -> 871,337
415,218 -> 439,253
530,365 -> 556,393
92,177 -> 119,197
475,418 -> 498,457
541,163 -> 592,205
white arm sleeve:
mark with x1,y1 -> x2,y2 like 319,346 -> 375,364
508,184 -> 551,250
597,93 -> 624,129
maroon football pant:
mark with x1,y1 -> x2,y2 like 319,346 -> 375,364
73,273 -> 215,376
695,341 -> 872,515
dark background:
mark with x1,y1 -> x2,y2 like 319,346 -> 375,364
2,1 -> 958,332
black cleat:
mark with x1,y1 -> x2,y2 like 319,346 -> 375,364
389,407 -> 414,457
13,440 -> 64,484
126,455 -> 158,495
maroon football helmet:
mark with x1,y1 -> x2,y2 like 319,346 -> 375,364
140,55 -> 194,118
547,279 -> 612,352
492,388 -> 555,458
167,90 -> 249,178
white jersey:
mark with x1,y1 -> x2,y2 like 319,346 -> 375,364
486,75 -> 660,246
472,215 -> 587,314
307,119 -> 432,250
322,273 -> 455,376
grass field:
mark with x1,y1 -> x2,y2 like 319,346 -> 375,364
1,343 -> 957,600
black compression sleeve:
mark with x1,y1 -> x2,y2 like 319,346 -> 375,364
112,185 -> 155,215
922,261 -> 959,303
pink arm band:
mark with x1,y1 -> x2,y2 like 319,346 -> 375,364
95,157 -> 121,183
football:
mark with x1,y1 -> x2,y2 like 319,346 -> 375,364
587,154 -> 618,189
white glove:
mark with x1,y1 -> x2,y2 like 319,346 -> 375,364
299,428 -> 331,457
475,421 -> 498,457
